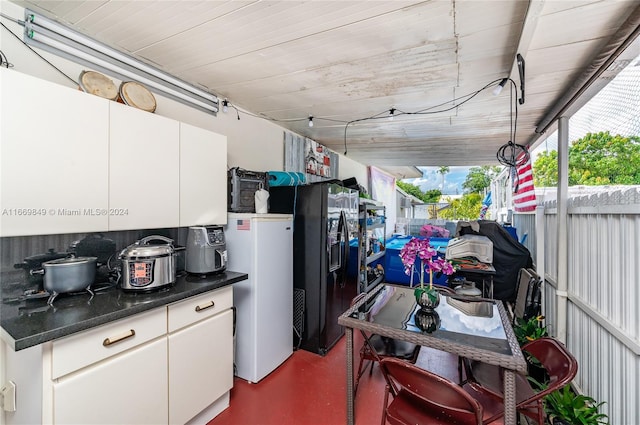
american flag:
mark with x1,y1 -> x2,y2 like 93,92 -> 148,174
512,154 -> 537,212
237,219 -> 251,231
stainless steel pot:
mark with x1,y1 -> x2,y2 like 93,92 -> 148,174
31,257 -> 98,303
14,248 -> 71,287
119,235 -> 176,292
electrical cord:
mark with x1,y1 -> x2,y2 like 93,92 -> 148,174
226,77 -> 508,156
495,78 -> 529,191
0,50 -> 13,68
342,78 -> 505,155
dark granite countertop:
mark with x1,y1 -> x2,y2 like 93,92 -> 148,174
0,271 -> 247,351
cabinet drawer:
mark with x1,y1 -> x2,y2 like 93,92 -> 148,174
52,307 -> 166,379
168,285 -> 232,333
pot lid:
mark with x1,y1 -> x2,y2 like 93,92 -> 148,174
24,249 -> 68,261
15,249 -> 70,268
120,235 -> 175,258
120,243 -> 174,258
120,245 -> 174,258
44,257 -> 98,266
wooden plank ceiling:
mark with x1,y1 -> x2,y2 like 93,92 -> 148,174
15,0 -> 640,171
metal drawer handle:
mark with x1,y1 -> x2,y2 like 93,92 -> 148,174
103,329 -> 136,347
195,301 -> 215,312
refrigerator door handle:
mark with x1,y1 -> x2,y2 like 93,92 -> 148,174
337,210 -> 349,288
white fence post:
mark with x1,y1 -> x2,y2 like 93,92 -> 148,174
556,116 -> 569,344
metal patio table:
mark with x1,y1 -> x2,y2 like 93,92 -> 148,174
338,283 -> 527,425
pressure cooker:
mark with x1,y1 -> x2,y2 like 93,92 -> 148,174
119,235 -> 176,292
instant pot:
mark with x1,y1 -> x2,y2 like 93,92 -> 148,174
119,235 -> 176,292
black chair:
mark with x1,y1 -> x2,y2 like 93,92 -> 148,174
509,268 -> 542,324
350,293 -> 421,395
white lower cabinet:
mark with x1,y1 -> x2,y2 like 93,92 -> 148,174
53,338 -> 168,425
168,309 -> 233,424
2,286 -> 234,425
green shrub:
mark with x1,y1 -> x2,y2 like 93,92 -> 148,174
545,385 -> 609,425
513,315 -> 548,347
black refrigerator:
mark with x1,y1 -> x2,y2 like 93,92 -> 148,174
270,183 -> 359,355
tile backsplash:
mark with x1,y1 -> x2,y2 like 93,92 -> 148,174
1,227 -> 189,281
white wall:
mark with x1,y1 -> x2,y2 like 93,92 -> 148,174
337,153 -> 368,185
0,1 -> 356,175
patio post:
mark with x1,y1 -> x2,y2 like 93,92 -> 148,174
555,116 -> 569,344
535,204 -> 546,317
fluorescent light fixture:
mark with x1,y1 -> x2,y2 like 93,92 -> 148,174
23,9 -> 218,114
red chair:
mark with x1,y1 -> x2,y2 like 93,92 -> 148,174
380,357 -> 484,425
350,293 -> 421,395
463,337 -> 578,424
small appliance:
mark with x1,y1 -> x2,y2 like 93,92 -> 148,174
228,167 -> 269,212
119,235 -> 176,292
185,226 -> 227,275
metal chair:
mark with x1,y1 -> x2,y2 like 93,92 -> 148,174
462,337 -> 578,424
509,268 -> 542,324
350,293 -> 421,395
380,357 -> 484,425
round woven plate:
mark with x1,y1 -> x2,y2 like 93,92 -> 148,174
78,70 -> 118,100
119,81 -> 157,113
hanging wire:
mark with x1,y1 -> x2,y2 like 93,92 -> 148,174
496,78 -> 529,191
342,78 -> 505,155
0,50 -> 14,68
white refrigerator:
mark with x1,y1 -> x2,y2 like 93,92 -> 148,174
225,213 -> 294,383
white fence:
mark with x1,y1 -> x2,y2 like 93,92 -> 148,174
521,187 -> 640,424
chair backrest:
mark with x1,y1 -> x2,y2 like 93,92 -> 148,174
514,268 -> 542,322
524,268 -> 542,320
522,337 -> 578,391
380,358 -> 483,424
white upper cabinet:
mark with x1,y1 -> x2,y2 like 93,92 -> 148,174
0,69 -> 109,236
179,123 -> 228,226
109,102 -> 180,230
1,69 -> 228,236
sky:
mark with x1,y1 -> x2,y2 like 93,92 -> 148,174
403,166 -> 471,195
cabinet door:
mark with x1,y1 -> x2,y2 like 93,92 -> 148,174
168,309 -> 233,424
53,338 -> 168,425
109,102 -> 179,230
179,123 -> 227,226
0,69 -> 109,236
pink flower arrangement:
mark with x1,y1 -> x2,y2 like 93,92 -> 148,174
399,237 -> 455,289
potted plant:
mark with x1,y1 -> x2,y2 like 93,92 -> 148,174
544,385 -> 609,425
514,315 -> 549,383
399,237 -> 455,310
513,315 -> 548,347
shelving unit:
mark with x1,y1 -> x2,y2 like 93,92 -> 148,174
358,201 -> 386,293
